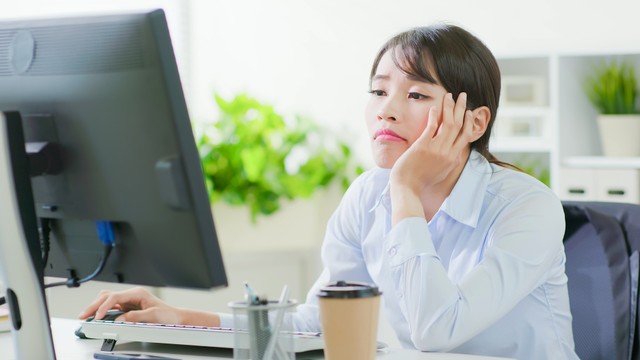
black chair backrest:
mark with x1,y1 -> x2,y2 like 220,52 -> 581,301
562,201 -> 639,360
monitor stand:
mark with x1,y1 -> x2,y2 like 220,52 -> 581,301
0,111 -> 56,359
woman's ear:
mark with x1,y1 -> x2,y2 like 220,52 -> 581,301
469,106 -> 491,142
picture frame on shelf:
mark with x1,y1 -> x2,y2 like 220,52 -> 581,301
500,76 -> 547,107
494,114 -> 545,139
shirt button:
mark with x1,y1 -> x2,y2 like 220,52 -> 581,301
388,247 -> 397,256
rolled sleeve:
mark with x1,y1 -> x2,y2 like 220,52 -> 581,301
218,312 -> 235,329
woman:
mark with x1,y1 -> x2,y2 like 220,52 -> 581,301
81,24 -> 578,359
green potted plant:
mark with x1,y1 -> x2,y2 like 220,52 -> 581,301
197,93 -> 360,222
584,60 -> 640,156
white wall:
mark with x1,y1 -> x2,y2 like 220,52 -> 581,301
4,0 -> 639,167
187,0 -> 640,167
3,0 -> 640,164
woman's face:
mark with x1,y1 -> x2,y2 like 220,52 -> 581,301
365,49 -> 447,169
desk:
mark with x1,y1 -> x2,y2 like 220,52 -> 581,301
1,318 -> 511,360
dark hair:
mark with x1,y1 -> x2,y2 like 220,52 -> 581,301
369,24 -> 512,168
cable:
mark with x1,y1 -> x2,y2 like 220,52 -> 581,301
44,244 -> 113,289
44,221 -> 115,289
40,218 -> 51,268
1,221 -> 116,305
0,218 -> 53,307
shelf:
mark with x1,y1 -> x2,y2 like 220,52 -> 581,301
496,106 -> 550,118
563,156 -> 640,169
494,52 -> 640,203
490,137 -> 552,153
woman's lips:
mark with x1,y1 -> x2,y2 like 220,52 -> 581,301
374,128 -> 404,142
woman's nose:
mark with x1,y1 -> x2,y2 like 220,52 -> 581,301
377,112 -> 396,122
377,98 -> 399,122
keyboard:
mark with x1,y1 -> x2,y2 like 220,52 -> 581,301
79,319 -> 325,353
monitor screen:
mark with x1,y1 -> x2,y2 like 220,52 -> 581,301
0,9 -> 228,290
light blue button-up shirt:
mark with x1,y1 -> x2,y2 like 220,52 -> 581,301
290,150 -> 577,360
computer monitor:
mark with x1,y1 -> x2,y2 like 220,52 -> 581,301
0,9 -> 228,359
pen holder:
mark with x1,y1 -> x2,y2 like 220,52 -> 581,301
228,299 -> 297,360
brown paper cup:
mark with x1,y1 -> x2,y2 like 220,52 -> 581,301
318,281 -> 381,360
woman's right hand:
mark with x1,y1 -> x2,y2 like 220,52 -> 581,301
389,92 -> 474,224
78,287 -> 191,325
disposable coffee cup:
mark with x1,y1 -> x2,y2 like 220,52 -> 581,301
318,281 -> 381,360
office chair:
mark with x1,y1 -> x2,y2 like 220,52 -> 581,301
562,201 -> 640,360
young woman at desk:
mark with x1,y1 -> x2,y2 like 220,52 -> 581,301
80,24 -> 578,360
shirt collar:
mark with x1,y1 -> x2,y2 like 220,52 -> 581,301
440,150 -> 492,228
368,150 -> 492,228
369,180 -> 391,213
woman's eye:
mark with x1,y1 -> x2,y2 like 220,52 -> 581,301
408,92 -> 427,100
368,89 -> 385,96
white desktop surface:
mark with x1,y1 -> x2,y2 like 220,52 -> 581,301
1,318 -> 512,360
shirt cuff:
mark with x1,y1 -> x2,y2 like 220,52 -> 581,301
386,217 -> 438,267
218,312 -> 235,329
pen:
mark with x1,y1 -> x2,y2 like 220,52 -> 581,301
244,281 -> 259,305
244,281 -> 271,360
264,285 -> 290,360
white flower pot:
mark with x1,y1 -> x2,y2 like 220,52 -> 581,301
597,114 -> 640,157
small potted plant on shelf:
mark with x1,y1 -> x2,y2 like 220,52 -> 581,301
197,93 -> 361,222
584,60 -> 640,157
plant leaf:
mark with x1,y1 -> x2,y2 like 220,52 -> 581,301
198,92 -> 361,222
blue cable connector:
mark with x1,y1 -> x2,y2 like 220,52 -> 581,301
96,221 -> 115,246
